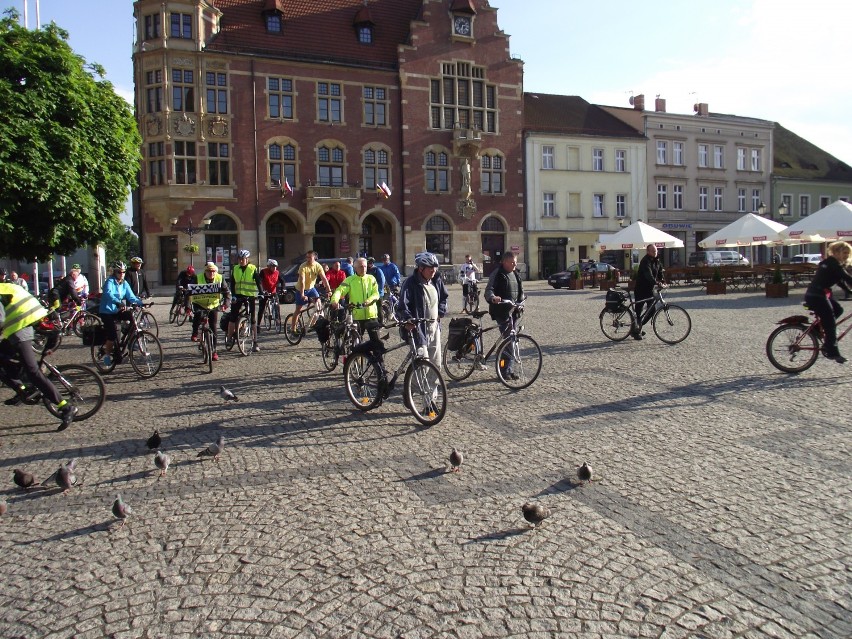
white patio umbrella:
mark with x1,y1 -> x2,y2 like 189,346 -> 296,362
698,213 -> 787,248
598,221 -> 684,250
779,200 -> 852,244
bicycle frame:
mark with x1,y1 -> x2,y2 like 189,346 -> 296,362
777,310 -> 852,347
624,286 -> 666,325
462,305 -> 523,365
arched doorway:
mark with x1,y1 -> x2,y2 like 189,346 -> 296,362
205,214 -> 239,278
314,215 -> 341,258
480,216 -> 506,276
266,212 -> 298,265
359,214 -> 393,259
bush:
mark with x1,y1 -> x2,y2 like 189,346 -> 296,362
772,267 -> 784,284
712,268 -> 722,282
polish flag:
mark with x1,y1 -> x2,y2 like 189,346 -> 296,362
281,177 -> 293,196
377,182 -> 392,199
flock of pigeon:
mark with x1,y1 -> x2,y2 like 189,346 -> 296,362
3,384 -> 594,531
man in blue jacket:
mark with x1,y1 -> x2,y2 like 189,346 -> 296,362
399,252 -> 448,369
99,261 -> 145,367
377,253 -> 402,291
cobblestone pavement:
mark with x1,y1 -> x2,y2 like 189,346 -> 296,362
0,282 -> 849,638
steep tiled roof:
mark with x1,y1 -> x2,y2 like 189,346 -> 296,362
773,122 -> 852,181
208,0 -> 423,69
524,93 -> 645,139
598,105 -> 644,134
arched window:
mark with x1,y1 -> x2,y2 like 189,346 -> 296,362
481,216 -> 505,233
266,213 -> 296,261
424,150 -> 449,192
269,142 -> 297,189
425,215 -> 452,264
318,144 -> 345,186
480,151 -> 504,194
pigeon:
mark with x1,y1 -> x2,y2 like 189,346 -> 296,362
112,494 -> 131,529
197,435 -> 225,462
146,429 -> 162,450
13,469 -> 36,489
449,448 -> 464,473
154,450 -> 171,477
577,461 -> 593,485
0,500 -> 7,517
55,459 -> 78,494
521,502 -> 551,528
217,386 -> 239,402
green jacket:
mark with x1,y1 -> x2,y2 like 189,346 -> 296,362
330,274 -> 379,321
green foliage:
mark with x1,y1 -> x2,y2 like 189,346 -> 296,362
0,11 -> 141,261
100,220 -> 139,266
772,267 -> 784,285
712,267 -> 723,282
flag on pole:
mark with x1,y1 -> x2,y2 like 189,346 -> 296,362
281,177 -> 293,196
377,182 -> 392,199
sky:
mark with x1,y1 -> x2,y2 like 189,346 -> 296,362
4,0 -> 852,167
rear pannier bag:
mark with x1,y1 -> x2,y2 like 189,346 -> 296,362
446,317 -> 473,351
605,288 -> 628,312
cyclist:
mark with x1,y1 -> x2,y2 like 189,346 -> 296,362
172,265 -> 196,314
366,257 -> 386,303
326,261 -> 346,291
226,249 -> 262,353
329,257 -> 382,345
99,261 -> 145,368
256,259 -> 280,337
289,251 -> 331,336
0,284 -> 78,430
459,254 -> 481,310
633,244 -> 665,341
341,256 -> 355,277
67,264 -> 90,300
399,252 -> 448,369
377,254 -> 402,292
47,266 -> 85,313
804,241 -> 852,362
189,262 -> 231,361
126,257 -> 151,299
10,271 -> 28,291
484,251 -> 524,380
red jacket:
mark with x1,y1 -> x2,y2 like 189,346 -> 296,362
326,268 -> 346,291
259,268 -> 279,294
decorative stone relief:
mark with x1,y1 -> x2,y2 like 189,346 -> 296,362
457,199 -> 477,220
172,56 -> 192,67
145,115 -> 162,137
173,113 -> 196,137
207,116 -> 229,137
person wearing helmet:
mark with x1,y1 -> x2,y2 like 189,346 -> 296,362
172,264 -> 196,316
255,258 -> 281,335
484,251 -> 524,379
378,253 -> 402,292
399,252 -> 448,370
188,262 -> 231,361
126,257 -> 151,299
48,264 -> 85,313
98,261 -> 145,367
67,263 -> 90,299
289,251 -> 331,336
226,249 -> 262,352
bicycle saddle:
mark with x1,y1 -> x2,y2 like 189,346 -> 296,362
471,310 -> 488,319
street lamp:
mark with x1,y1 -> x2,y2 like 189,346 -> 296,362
170,217 -> 211,267
778,201 -> 789,217
757,202 -> 767,216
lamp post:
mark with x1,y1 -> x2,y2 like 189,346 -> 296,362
171,217 -> 211,267
758,202 -> 767,216
778,201 -> 789,217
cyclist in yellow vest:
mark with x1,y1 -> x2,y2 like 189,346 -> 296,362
329,257 -> 381,344
226,249 -> 262,352
0,283 -> 78,430
188,262 -> 231,362
290,250 -> 332,335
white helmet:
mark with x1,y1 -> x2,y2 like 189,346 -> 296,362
414,252 -> 439,268
238,249 -> 250,259
267,258 -> 278,267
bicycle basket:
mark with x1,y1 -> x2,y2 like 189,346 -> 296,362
314,316 -> 331,343
605,289 -> 628,312
81,324 -> 106,346
447,317 -> 473,351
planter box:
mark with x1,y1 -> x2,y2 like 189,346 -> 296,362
599,280 -> 617,291
706,281 -> 726,295
568,279 -> 584,290
765,282 -> 789,298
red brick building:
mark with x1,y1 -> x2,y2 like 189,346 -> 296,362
132,0 -> 524,285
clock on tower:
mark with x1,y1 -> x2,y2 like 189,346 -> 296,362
453,16 -> 472,37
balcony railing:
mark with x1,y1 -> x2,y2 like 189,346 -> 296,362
306,185 -> 361,201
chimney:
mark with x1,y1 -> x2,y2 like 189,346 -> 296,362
693,102 -> 709,116
655,97 -> 666,112
629,94 -> 645,111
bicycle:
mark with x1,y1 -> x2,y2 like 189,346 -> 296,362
443,298 -> 543,390
321,303 -> 363,372
90,303 -> 163,378
599,285 -> 691,345
169,288 -> 192,326
343,319 -> 447,426
259,292 -> 283,334
284,293 -> 329,345
0,327 -> 106,422
225,301 -> 256,356
121,301 -> 158,337
192,308 -> 218,373
462,279 -> 480,314
380,286 -> 402,325
766,306 -> 852,373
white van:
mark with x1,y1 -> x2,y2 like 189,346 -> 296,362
790,254 -> 822,264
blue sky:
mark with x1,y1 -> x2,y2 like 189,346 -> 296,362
4,0 -> 851,166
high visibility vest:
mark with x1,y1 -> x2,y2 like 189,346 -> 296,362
189,274 -> 223,309
0,283 -> 48,340
232,264 -> 258,297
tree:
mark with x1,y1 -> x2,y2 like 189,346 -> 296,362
0,11 -> 141,261
102,221 -> 140,267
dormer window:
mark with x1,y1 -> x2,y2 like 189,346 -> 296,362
358,25 -> 373,44
266,14 -> 282,33
353,3 -> 375,45
262,0 -> 285,34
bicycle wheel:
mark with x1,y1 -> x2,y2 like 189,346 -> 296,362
766,324 -> 819,373
273,304 -> 283,334
496,334 -> 542,390
32,330 -> 61,353
463,290 -> 479,314
284,313 -> 304,345
138,311 -> 159,337
129,331 -> 163,378
176,306 -> 190,327
404,359 -> 447,426
73,312 -> 101,338
653,305 -> 692,345
442,338 -> 479,381
599,307 -> 635,342
237,317 -> 253,356
262,301 -> 273,332
321,339 -> 338,372
202,330 -> 213,373
344,353 -> 382,410
42,364 -> 106,422
90,342 -> 118,374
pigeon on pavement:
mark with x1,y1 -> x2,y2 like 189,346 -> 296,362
55,459 -> 78,494
112,494 -> 131,528
522,502 -> 551,528
13,469 -> 36,489
154,451 -> 171,477
217,386 -> 239,402
449,448 -> 464,473
577,461 -> 593,484
146,429 -> 162,450
197,435 -> 225,461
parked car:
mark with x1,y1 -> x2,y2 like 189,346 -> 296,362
278,257 -> 348,304
790,253 -> 822,264
547,262 -> 617,289
687,250 -> 748,267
